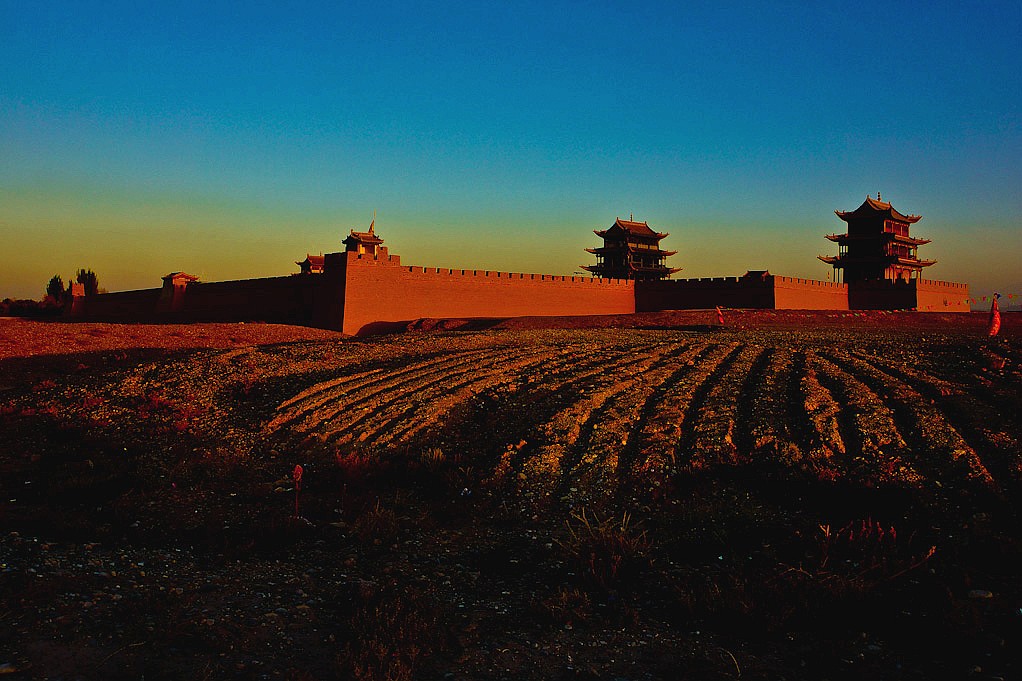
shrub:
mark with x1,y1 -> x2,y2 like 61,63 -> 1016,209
342,586 -> 443,681
353,500 -> 399,544
770,517 -> 938,618
558,509 -> 653,592
418,447 -> 446,472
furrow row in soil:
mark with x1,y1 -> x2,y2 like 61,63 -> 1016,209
311,346 -> 552,447
810,353 -> 919,487
822,350 -> 995,494
359,347 -> 567,449
855,351 -> 1022,492
558,341 -> 700,502
740,348 -> 805,466
671,343 -> 745,472
730,345 -> 776,461
791,352 -> 846,481
514,340 -> 694,502
268,348 -> 499,431
332,339 -> 657,479
616,343 -> 711,492
677,344 -> 764,471
628,343 -> 734,486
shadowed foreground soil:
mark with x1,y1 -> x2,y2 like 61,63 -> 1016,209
1,313 -> 1020,680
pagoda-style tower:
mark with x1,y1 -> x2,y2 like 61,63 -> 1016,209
296,254 -> 325,274
342,218 -> 384,257
583,217 -> 680,280
819,193 -> 935,284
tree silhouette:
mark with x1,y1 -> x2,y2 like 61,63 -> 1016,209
75,268 -> 100,297
46,275 -> 64,301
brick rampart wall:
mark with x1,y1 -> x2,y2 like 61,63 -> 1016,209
847,281 -> 917,310
636,277 -> 775,311
172,276 -> 320,324
79,276 -> 327,324
637,275 -> 847,311
310,273 -> 347,330
338,252 -> 635,335
81,288 -> 162,320
773,276 -> 848,310
914,279 -> 970,313
848,279 -> 969,312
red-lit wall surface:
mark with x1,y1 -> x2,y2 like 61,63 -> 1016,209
773,277 -> 849,310
914,279 -> 970,313
337,252 -> 635,335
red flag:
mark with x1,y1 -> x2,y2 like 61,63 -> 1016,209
988,294 -> 1001,337
293,464 -> 304,517
716,306 -> 724,325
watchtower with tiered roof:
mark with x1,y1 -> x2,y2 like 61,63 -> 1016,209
342,218 -> 384,257
583,217 -> 680,281
820,193 -> 935,284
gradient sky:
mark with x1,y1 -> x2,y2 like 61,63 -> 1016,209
2,1 -> 1020,302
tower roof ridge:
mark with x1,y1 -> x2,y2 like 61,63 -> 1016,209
836,195 -> 921,223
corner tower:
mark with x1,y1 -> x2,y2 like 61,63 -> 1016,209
342,219 -> 385,257
583,217 -> 680,281
820,193 -> 935,284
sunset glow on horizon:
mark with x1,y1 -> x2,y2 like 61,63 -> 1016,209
2,2 -> 1019,302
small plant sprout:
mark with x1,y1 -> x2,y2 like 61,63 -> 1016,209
419,447 -> 446,472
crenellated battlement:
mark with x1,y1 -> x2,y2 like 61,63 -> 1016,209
343,251 -> 631,286
399,266 -> 632,286
916,278 -> 969,290
636,271 -> 849,311
646,276 -> 764,287
774,276 -> 847,289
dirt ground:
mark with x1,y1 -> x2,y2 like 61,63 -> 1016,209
1,312 -> 1019,680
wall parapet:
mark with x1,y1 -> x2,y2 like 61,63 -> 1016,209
774,276 -> 847,290
344,252 -> 634,287
916,278 -> 969,290
646,276 -> 765,287
395,266 -> 633,286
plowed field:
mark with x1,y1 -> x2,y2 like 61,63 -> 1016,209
1,314 -> 1020,680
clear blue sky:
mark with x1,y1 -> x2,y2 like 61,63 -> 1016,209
2,1 -> 1019,302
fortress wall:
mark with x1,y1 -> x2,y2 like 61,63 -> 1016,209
75,238 -> 970,328
338,253 -> 635,335
847,279 -> 969,312
309,272 -> 347,330
635,277 -> 775,311
77,275 -> 338,325
773,277 -> 849,310
173,276 -> 320,323
914,278 -> 970,313
847,281 -> 918,310
80,288 -> 162,320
